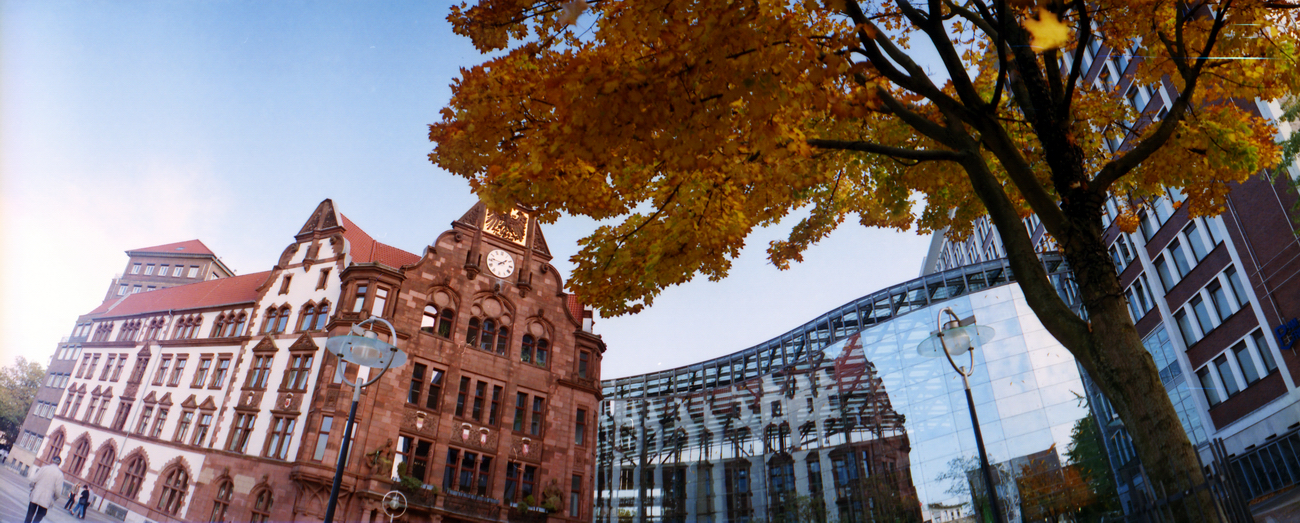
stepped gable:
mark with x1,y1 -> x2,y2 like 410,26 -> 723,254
339,214 -> 420,268
84,271 -> 272,318
126,239 -> 215,256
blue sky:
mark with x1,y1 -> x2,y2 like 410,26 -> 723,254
1,0 -> 933,378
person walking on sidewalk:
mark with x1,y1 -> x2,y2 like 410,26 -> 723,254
25,456 -> 64,523
64,482 -> 80,512
73,484 -> 91,519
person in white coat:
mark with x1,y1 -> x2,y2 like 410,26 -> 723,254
26,456 -> 65,523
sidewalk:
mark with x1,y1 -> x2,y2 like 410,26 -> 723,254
0,466 -> 117,523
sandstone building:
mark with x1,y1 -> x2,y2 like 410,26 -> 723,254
15,199 -> 603,523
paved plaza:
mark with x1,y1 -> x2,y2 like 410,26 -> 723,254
0,466 -> 114,523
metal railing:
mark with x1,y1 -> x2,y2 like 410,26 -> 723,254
1228,427 -> 1300,501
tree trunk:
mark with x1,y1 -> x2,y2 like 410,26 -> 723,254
1022,217 -> 1220,521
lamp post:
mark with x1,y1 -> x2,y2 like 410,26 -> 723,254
917,307 -> 1003,523
322,316 -> 408,523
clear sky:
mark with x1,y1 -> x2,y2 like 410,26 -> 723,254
1,1 -> 933,379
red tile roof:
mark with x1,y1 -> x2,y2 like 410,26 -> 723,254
566,294 -> 586,325
87,271 -> 272,318
127,239 -> 215,256
339,214 -> 421,268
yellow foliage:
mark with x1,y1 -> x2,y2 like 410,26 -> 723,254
433,0 -> 1300,315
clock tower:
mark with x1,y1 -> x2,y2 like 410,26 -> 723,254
453,202 -> 553,294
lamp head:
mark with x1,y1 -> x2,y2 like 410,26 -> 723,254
917,315 -> 995,358
325,317 -> 408,369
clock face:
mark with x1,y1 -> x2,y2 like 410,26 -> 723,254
486,249 -> 515,278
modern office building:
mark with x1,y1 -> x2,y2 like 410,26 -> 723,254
18,199 -> 603,523
597,256 -> 1095,523
922,39 -> 1300,511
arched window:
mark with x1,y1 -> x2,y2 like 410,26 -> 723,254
250,488 -> 273,523
438,308 -> 455,337
210,314 -> 227,338
466,318 -> 481,346
156,465 -> 189,516
43,430 -> 64,462
298,304 -> 316,332
421,305 -> 438,333
118,453 -> 148,500
230,313 -> 247,337
480,319 -> 496,352
521,335 -> 536,363
67,437 -> 91,475
536,338 -> 549,367
276,306 -> 291,333
209,479 -> 232,522
496,326 -> 510,355
90,444 -> 116,486
263,308 -> 278,334
188,317 -> 203,339
314,302 -> 330,330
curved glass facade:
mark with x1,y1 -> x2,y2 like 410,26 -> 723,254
597,256 -> 1091,523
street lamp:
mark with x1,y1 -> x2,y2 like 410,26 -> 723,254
917,307 -> 1003,523
322,316 -> 408,523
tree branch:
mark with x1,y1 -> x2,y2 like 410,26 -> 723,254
806,139 -> 963,162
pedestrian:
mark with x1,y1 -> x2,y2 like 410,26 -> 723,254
74,484 -> 91,519
64,483 -> 80,511
25,455 -> 64,523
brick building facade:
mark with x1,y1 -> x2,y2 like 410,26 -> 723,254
19,199 -> 604,523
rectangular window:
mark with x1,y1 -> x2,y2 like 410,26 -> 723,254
427,368 -> 444,410
317,268 -> 331,290
137,406 -> 154,435
1226,266 -> 1250,308
472,381 -> 486,421
132,285 -> 142,294
570,475 -> 582,518
1168,239 -> 1192,276
100,355 -> 116,380
1191,295 -> 1215,335
94,398 -> 109,425
283,354 -> 314,391
192,357 -> 213,387
1175,309 -> 1199,347
150,408 -> 169,439
578,351 -> 590,379
145,264 -> 156,275
313,416 -> 334,462
489,385 -> 503,426
264,416 -> 297,460
210,357 -> 231,388
575,408 -> 587,446
1215,354 -> 1240,396
1206,216 -> 1225,245
395,435 -> 435,483
279,275 -> 292,295
187,266 -> 199,278
373,287 -> 389,316
172,265 -> 183,277
1155,255 -> 1178,292
112,354 -> 126,381
131,263 -> 142,274
530,396 -> 545,436
456,377 -> 471,418
194,413 -> 213,446
1208,280 -> 1233,321
409,363 -> 427,404
1233,342 -> 1261,385
246,355 -> 273,389
160,264 -> 169,276
169,356 -> 188,386
351,283 -> 369,313
118,284 -> 128,296
174,411 -> 194,442
1253,330 -> 1278,373
1185,222 -> 1210,261
228,412 -> 256,452
513,392 -> 527,432
442,448 -> 493,497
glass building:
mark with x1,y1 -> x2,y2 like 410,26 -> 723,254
596,256 -> 1098,523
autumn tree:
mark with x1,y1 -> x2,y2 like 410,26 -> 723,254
430,0 -> 1300,518
0,357 -> 46,447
